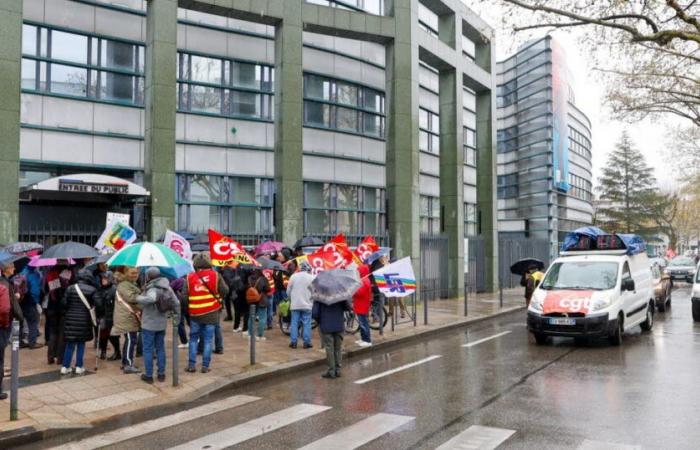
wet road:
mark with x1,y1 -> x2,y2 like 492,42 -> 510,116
33,285 -> 700,449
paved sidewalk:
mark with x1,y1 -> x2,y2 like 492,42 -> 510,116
0,289 -> 525,444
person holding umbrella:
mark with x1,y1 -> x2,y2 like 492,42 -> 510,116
0,258 -> 24,400
45,260 -> 73,365
310,269 -> 359,379
94,271 -> 120,361
111,266 -> 143,374
59,270 -> 97,375
510,258 -> 545,307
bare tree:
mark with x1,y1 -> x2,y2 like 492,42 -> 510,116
485,1 -> 700,127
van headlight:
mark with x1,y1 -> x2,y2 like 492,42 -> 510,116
530,296 -> 544,312
591,297 -> 612,311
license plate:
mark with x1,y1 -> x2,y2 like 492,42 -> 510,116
548,318 -> 576,326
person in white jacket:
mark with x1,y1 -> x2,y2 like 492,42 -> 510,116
286,264 -> 315,349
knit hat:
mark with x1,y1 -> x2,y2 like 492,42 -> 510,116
145,266 -> 161,281
193,252 -> 212,270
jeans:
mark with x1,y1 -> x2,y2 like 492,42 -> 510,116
357,313 -> 371,343
321,332 -> 343,375
20,302 -> 39,346
248,306 -> 267,338
122,331 -> 138,368
0,328 -> 9,393
142,329 -> 166,378
188,320 -> 215,368
290,310 -> 312,345
198,322 -> 223,353
62,341 -> 86,368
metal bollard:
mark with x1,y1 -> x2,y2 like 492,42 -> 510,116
172,321 -> 179,387
423,292 -> 428,326
464,284 -> 468,317
10,319 -> 19,421
379,297 -> 384,336
499,284 -> 503,308
249,304 -> 256,365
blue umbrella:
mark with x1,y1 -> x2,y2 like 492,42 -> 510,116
364,247 -> 391,265
309,269 -> 361,305
0,252 -> 30,272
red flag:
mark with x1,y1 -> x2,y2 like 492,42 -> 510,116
321,234 -> 355,267
208,229 -> 258,267
262,269 -> 276,295
307,249 -> 343,273
354,235 -> 380,263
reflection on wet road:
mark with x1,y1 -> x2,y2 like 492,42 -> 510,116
35,285 -> 700,450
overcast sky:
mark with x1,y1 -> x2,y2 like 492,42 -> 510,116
461,1 -> 678,191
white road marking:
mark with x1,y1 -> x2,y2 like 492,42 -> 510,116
436,425 -> 515,450
577,439 -> 642,450
50,395 -> 260,450
298,413 -> 414,449
170,403 -> 331,450
462,331 -> 512,348
353,355 -> 443,384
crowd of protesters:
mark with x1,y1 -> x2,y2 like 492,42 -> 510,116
0,243 -> 394,398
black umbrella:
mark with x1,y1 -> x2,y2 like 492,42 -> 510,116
191,243 -> 209,252
4,242 -> 44,255
0,252 -> 30,272
42,241 -> 99,260
256,257 -> 286,271
309,269 -> 361,305
86,252 -> 114,270
294,236 -> 324,248
510,258 -> 545,276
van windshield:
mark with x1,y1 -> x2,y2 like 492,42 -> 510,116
540,261 -> 619,291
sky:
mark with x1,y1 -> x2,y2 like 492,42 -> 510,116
461,1 -> 677,191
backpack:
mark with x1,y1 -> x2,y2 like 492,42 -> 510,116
155,287 -> 174,313
245,286 -> 261,305
0,283 -> 11,328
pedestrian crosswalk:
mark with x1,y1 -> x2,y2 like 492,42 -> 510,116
435,425 -> 515,450
298,413 -> 414,450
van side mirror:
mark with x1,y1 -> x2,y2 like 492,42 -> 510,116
686,274 -> 694,283
622,278 -> 635,292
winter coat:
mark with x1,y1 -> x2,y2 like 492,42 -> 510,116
182,270 -> 229,325
312,299 -> 350,334
93,272 -> 116,328
20,266 -> 42,305
0,276 -> 23,328
60,270 -> 96,343
287,271 -> 314,311
353,266 -> 372,315
137,277 -> 180,332
111,272 -> 142,335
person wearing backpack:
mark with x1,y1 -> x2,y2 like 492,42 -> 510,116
19,265 -> 42,349
232,266 -> 249,333
136,267 -> 180,384
59,269 -> 96,375
246,271 -> 270,341
0,259 -> 24,400
183,253 -> 228,373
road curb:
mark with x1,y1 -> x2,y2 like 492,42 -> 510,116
5,305 -> 525,448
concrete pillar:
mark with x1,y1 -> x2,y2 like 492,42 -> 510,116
439,68 -> 464,298
476,84 -> 499,292
144,0 -> 177,240
0,0 -> 22,243
274,0 -> 304,245
385,0 -> 421,278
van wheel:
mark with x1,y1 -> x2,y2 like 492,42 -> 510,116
657,301 -> 666,313
640,303 -> 654,331
608,317 -> 623,346
533,333 -> 548,345
692,301 -> 700,322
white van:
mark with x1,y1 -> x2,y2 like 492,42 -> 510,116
691,266 -> 700,321
527,249 -> 654,346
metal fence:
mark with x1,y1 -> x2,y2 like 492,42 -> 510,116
465,236 -> 486,293
19,223 -> 105,247
419,233 -> 449,301
498,237 -> 553,289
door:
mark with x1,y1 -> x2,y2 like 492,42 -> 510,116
621,261 -> 645,326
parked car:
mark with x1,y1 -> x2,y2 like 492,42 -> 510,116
692,267 -> 700,322
665,256 -> 697,281
651,263 -> 672,312
649,257 -> 668,270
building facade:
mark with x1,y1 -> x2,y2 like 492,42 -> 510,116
496,36 -> 594,248
0,0 -> 500,295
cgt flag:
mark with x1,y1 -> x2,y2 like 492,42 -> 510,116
163,229 -> 193,261
95,219 -> 137,251
372,256 -> 417,298
208,229 -> 258,267
353,235 -> 379,263
321,233 -> 356,267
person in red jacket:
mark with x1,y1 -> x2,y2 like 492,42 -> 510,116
353,264 -> 373,347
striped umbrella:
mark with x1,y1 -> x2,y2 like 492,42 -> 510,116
106,242 -> 190,271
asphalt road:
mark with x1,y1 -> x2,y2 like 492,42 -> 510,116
30,284 -> 700,450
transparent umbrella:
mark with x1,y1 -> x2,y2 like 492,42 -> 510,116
309,269 -> 361,305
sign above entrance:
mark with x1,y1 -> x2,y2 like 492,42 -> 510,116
24,173 -> 150,198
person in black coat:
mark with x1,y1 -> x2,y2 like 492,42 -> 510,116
232,266 -> 250,333
220,264 -> 237,322
60,269 -> 96,375
312,299 -> 351,379
93,271 -> 120,361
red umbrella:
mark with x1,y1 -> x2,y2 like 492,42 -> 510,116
254,241 -> 286,256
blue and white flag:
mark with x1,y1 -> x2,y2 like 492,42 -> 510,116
372,257 -> 417,298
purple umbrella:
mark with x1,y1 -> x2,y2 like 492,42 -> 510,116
254,241 -> 286,256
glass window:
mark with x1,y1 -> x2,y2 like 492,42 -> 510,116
22,25 -> 37,55
363,113 -> 382,137
229,90 -> 259,117
336,185 -> 358,209
306,182 -> 330,208
191,85 -> 222,113
99,71 -> 136,102
430,134 -> 439,153
431,113 -> 439,132
189,205 -> 221,232
190,55 -> 222,84
50,64 -> 87,96
21,59 -> 36,89
231,177 -> 256,203
419,131 -> 429,152
363,88 -> 383,113
419,109 -> 429,129
304,102 -> 330,127
305,74 -> 331,100
232,61 -> 260,89
188,175 -> 222,203
231,206 -> 257,233
335,81 -> 357,106
51,30 -> 88,64
335,107 -> 358,132
364,212 -> 379,235
100,40 -> 137,72
306,210 -> 331,234
336,211 -> 359,234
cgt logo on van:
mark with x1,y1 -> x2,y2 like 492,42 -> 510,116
543,290 -> 594,315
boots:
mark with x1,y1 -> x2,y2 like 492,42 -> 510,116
107,352 -> 121,361
99,351 -> 107,360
